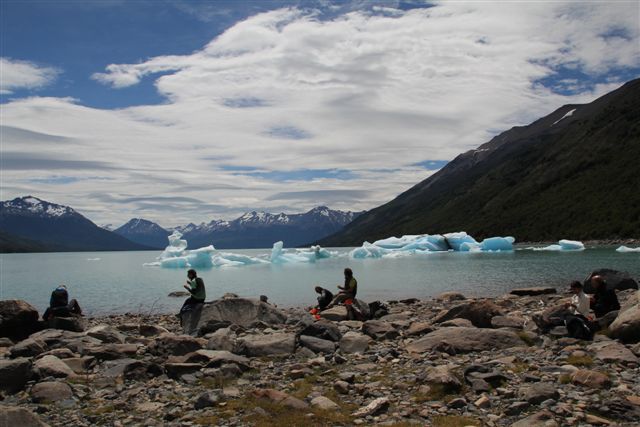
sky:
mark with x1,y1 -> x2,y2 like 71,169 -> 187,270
1,0 -> 639,228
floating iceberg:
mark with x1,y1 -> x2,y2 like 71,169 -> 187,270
350,232 -> 514,258
148,232 -> 334,268
616,245 -> 640,253
533,239 -> 585,251
270,241 -> 335,263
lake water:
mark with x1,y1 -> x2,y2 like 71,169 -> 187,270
1,246 -> 638,316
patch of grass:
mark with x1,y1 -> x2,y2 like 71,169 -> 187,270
511,360 -> 531,374
417,383 -> 461,402
517,331 -> 536,346
559,374 -> 572,384
199,375 -> 233,389
82,404 -> 116,416
432,415 -> 480,427
239,396 -> 354,427
565,355 -> 594,367
193,415 -> 221,425
290,373 -> 320,399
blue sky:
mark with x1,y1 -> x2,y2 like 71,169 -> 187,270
1,0 -> 639,226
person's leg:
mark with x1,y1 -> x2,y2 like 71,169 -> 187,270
326,293 -> 350,309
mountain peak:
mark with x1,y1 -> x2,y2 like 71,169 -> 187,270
1,196 -> 76,218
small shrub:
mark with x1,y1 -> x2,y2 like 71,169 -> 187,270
565,355 -> 593,367
432,415 -> 480,427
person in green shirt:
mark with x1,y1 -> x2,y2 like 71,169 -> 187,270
326,268 -> 358,309
179,269 -> 206,319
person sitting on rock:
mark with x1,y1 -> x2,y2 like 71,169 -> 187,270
565,281 -> 591,318
42,284 -> 82,320
326,268 -> 358,309
590,275 -> 620,321
179,269 -> 206,320
314,286 -> 334,311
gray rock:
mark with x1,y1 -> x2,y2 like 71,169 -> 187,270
491,315 -> 526,329
587,340 -> 639,364
447,397 -> 467,408
299,335 -> 336,354
334,380 -> 350,394
425,365 -> 462,391
196,298 -> 287,330
362,320 -> 400,340
47,316 -> 86,332
61,356 -> 95,374
103,358 -> 150,379
609,303 -> 640,343
139,324 -> 170,337
251,388 -> 308,410
165,363 -> 202,379
310,396 -> 340,410
352,397 -> 390,417
511,409 -> 558,427
299,320 -> 342,342
86,325 -> 125,344
0,406 -> 49,427
433,300 -> 503,328
440,318 -> 474,328
435,292 -> 466,302
339,331 -> 371,354
183,350 -> 250,370
0,300 -> 41,341
321,306 -> 348,321
34,355 -> 75,378
519,383 -> 559,404
206,327 -> 235,352
406,327 -> 524,354
30,381 -> 73,403
149,333 -> 202,356
9,337 -> 47,358
194,391 -> 220,409
86,343 -> 139,360
510,287 -> 557,296
404,321 -> 433,336
236,332 -> 296,357
570,369 -> 612,389
0,357 -> 32,393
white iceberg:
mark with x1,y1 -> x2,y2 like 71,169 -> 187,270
350,232 -> 514,258
152,231 -> 266,268
616,245 -> 640,253
270,241 -> 335,263
532,239 -> 585,251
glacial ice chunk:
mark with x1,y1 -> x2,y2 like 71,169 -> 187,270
533,239 -> 585,251
616,245 -> 640,253
480,236 -> 515,251
443,232 -> 478,251
270,241 -> 335,263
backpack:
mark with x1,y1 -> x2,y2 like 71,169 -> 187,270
50,287 -> 69,308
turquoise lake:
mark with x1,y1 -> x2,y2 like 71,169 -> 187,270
1,246 -> 638,316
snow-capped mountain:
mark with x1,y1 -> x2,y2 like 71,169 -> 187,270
0,196 -> 151,252
175,206 -> 364,249
114,218 -> 171,249
117,206 -> 364,249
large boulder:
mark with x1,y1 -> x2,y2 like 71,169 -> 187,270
0,406 -> 49,427
30,381 -> 74,403
0,300 -> 41,341
206,328 -> 235,352
149,333 -> 202,356
321,306 -> 348,321
609,303 -> 640,343
34,355 -> 75,378
236,333 -> 296,357
47,316 -> 86,332
299,335 -> 336,354
9,337 -> 47,358
299,320 -> 342,342
339,331 -> 371,354
0,357 -> 32,393
406,327 -> 524,354
196,298 -> 287,332
518,383 -> 559,404
433,300 -> 503,328
86,325 -> 125,344
587,340 -> 639,364
362,320 -> 400,340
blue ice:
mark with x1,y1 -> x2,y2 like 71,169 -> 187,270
533,239 -> 585,251
616,245 -> 640,253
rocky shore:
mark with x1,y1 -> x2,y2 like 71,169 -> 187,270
1,287 -> 639,427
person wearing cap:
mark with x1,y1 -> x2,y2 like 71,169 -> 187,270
42,284 -> 82,320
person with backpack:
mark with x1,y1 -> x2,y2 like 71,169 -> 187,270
179,269 -> 206,317
42,284 -> 82,320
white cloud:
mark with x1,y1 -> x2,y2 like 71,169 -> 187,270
3,2 -> 639,226
0,58 -> 60,94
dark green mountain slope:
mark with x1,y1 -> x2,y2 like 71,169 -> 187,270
320,78 -> 640,246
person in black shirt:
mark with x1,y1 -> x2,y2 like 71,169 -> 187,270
42,284 -> 82,320
590,275 -> 620,318
315,286 -> 334,311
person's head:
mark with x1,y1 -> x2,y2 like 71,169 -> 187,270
344,268 -> 353,278
569,281 -> 583,293
58,284 -> 67,290
591,275 -> 606,290
315,286 -> 323,294
187,269 -> 197,279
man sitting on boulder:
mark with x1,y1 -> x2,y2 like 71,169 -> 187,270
326,268 -> 358,309
42,284 -> 82,320
179,269 -> 206,323
590,275 -> 620,327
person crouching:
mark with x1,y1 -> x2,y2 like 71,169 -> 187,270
179,269 -> 206,323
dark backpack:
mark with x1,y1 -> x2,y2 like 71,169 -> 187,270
50,288 -> 69,308
565,315 -> 595,340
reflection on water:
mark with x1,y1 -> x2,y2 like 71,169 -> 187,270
1,246 -> 638,316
